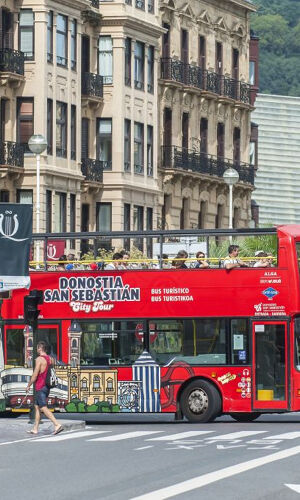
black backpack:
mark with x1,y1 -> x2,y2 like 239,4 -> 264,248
45,363 -> 58,388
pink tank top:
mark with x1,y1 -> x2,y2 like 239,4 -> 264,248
36,355 -> 50,390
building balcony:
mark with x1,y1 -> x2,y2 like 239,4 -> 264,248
81,72 -> 103,104
0,49 -> 25,81
160,58 -> 251,105
0,141 -> 24,170
161,146 -> 254,185
81,158 -> 103,184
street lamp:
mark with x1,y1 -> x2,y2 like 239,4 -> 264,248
28,135 -> 47,267
223,167 -> 239,229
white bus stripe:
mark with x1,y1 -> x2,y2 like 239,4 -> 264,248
88,431 -> 163,442
147,431 -> 214,441
205,431 -> 266,440
265,432 -> 300,440
34,430 -> 109,442
130,445 -> 300,500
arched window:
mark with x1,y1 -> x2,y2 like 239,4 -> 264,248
81,378 -> 88,389
28,338 -> 33,347
72,339 -> 77,348
106,377 -> 113,391
71,375 -> 77,388
93,375 -> 100,390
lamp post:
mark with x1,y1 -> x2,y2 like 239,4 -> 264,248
223,167 -> 239,230
28,135 -> 47,268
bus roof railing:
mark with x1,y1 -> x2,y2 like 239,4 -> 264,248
32,227 -> 277,240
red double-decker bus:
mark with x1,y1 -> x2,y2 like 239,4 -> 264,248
1,225 -> 300,422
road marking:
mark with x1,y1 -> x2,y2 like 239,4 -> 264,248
88,431 -> 163,442
265,432 -> 300,440
285,484 -> 300,494
205,431 -> 266,440
147,431 -> 214,441
130,445 -> 300,499
135,446 -> 154,451
0,436 -> 42,446
33,430 -> 109,442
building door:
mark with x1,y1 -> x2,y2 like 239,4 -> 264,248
1,9 -> 13,49
81,36 -> 90,74
252,321 -> 288,410
217,123 -> 224,159
181,29 -> 188,83
215,42 -> 222,75
81,118 -> 89,159
162,23 -> 170,59
233,127 -> 240,165
200,118 -> 208,154
163,108 -> 172,166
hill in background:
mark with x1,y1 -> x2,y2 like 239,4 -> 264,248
252,0 -> 300,96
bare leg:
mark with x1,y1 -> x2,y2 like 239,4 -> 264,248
41,406 -> 61,432
32,405 -> 40,434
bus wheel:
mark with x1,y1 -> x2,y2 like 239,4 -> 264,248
180,380 -> 221,423
230,412 -> 261,422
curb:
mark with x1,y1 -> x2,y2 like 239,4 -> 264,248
0,418 -> 86,433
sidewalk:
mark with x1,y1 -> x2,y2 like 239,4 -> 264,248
0,415 -> 85,443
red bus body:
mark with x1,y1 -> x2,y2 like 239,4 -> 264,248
1,225 -> 300,421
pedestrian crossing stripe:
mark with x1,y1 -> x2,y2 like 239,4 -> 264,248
31,429 -> 300,443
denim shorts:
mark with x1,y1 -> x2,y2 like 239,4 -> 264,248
35,386 -> 50,407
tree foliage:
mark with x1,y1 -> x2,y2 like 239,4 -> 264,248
252,0 -> 300,96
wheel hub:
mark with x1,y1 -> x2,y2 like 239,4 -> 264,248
188,388 -> 208,414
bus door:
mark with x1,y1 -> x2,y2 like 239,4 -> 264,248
252,321 -> 288,410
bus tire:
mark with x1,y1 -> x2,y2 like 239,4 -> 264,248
180,379 -> 221,423
230,412 -> 261,422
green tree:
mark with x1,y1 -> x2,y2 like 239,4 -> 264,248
251,14 -> 289,55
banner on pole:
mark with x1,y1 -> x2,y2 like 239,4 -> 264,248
0,203 -> 33,292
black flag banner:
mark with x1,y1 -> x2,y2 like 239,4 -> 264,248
0,203 -> 33,292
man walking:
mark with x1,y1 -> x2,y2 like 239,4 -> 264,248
26,341 -> 63,435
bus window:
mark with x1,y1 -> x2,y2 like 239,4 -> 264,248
149,319 -> 227,365
231,319 -> 248,365
6,329 -> 24,366
80,320 -> 144,366
37,329 -> 58,358
296,243 -> 300,276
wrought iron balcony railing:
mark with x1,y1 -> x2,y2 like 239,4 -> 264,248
81,158 -> 103,183
81,72 -> 103,99
160,58 -> 251,105
0,48 -> 24,76
161,145 -> 254,185
0,141 -> 24,168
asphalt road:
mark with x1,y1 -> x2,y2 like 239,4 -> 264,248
1,413 -> 300,500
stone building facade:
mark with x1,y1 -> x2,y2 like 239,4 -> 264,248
0,0 -> 256,256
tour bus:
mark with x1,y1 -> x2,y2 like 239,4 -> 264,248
1,225 -> 300,423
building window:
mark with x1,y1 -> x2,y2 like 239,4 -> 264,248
249,61 -> 255,86
125,38 -> 131,86
81,118 -> 89,159
147,46 -> 154,93
54,192 -> 66,232
107,378 -> 113,391
0,191 -> 9,202
199,36 -> 206,70
70,193 -> 76,235
182,112 -> 189,150
146,207 -> 153,257
46,190 -> 52,233
134,41 -> 144,90
81,378 -> 87,389
124,119 -> 131,172
233,127 -> 240,165
71,20 -> 77,70
47,11 -> 53,63
96,118 -> 112,170
133,205 -> 144,251
96,203 -> 112,250
19,10 -> 34,60
148,0 -> 154,13
17,98 -> 34,153
96,203 -> 112,231
56,14 -> 68,67
124,203 -> 130,250
93,375 -> 100,390
249,141 -> 256,165
134,122 -> 144,174
217,122 -> 225,159
71,375 -> 77,388
71,105 -> 76,160
216,42 -> 222,75
147,125 -> 153,176
98,36 -> 113,84
17,190 -> 33,204
232,48 -> 239,80
47,99 -> 53,155
56,101 -> 67,158
198,200 -> 207,229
